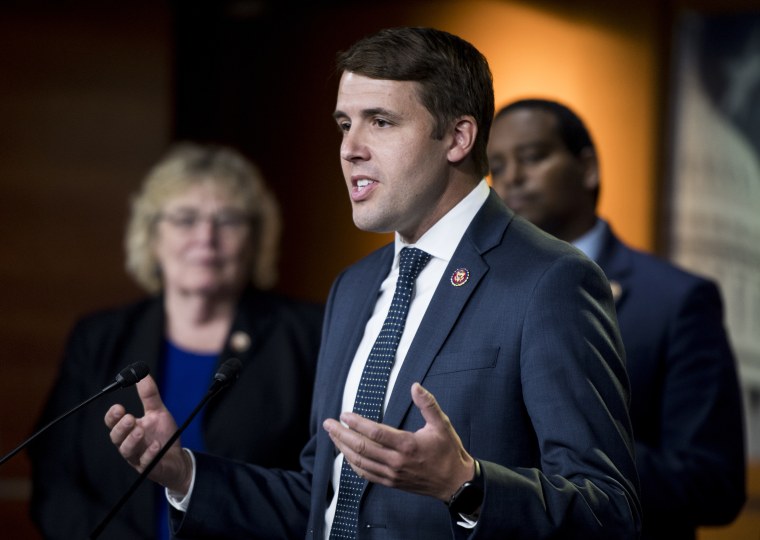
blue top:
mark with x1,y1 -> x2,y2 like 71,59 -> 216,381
157,340 -> 218,540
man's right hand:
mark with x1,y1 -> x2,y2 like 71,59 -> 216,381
104,374 -> 193,495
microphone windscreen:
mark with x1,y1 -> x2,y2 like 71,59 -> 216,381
115,361 -> 150,388
214,358 -> 242,386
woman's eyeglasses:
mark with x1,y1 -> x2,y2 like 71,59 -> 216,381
157,211 -> 251,232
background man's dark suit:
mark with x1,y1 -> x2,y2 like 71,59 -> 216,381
28,287 -> 323,540
176,193 -> 641,539
595,222 -> 745,540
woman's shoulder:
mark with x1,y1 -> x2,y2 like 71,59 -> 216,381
70,295 -> 162,336
238,288 -> 324,328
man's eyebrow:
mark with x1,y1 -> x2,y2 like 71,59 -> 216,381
332,108 -> 402,122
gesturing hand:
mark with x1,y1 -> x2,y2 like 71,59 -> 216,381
104,374 -> 193,495
322,382 -> 475,501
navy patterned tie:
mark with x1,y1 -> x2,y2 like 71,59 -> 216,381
329,247 -> 432,539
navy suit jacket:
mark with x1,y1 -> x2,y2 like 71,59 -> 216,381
177,192 -> 641,539
595,223 -> 745,540
28,286 -> 323,540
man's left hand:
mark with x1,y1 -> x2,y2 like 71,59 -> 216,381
322,382 -> 475,501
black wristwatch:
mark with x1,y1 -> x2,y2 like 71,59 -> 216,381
446,460 -> 484,516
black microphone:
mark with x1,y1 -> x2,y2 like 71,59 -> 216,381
90,357 -> 243,539
102,362 -> 151,393
210,356 -> 243,390
0,361 -> 150,466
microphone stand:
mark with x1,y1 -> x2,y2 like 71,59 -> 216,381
1,392 -> 108,466
89,379 -> 230,539
0,362 -> 149,466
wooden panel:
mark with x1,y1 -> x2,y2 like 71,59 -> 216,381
0,2 -> 171,537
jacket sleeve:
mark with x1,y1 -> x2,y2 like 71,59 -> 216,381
172,442 -> 314,538
470,254 -> 641,539
635,279 -> 746,525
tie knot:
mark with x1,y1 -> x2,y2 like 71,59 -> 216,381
398,247 -> 431,281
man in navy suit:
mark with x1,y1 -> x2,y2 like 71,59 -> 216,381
487,98 -> 746,540
106,29 -> 641,538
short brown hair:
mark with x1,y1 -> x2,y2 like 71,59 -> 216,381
337,27 -> 494,178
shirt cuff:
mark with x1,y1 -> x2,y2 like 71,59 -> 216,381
165,448 -> 196,512
456,513 -> 479,529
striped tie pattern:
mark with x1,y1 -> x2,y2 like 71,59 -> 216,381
329,247 -> 432,539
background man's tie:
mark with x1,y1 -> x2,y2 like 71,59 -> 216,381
329,246 -> 432,539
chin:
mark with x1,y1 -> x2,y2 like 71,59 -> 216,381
176,279 -> 227,295
352,211 -> 394,235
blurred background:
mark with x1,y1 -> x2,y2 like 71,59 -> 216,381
1,0 -> 758,537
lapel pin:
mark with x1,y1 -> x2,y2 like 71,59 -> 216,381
230,331 -> 251,353
450,267 -> 470,287
609,280 -> 622,303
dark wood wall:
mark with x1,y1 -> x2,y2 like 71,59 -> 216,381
0,2 -> 170,537
169,1 -> 415,299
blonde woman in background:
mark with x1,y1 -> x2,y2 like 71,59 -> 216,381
29,142 -> 323,540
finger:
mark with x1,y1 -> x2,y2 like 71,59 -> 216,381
338,412 -> 382,439
324,417 -> 374,455
322,418 -> 343,439
137,439 -> 162,472
116,421 -> 154,468
324,418 -> 383,473
109,413 -> 136,447
340,436 -> 388,484
104,404 -> 126,430
331,415 -> 412,484
339,411 -> 406,451
411,382 -> 448,429
136,374 -> 166,415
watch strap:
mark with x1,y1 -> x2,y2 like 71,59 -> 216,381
446,459 -> 484,516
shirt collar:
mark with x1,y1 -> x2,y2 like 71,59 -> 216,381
394,179 -> 490,264
572,217 -> 606,262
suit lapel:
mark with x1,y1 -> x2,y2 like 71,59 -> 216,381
383,191 -> 509,428
204,287 -> 275,420
595,223 -> 633,307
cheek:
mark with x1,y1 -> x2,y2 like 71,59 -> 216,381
398,143 -> 444,188
388,133 -> 429,166
531,163 -> 568,192
150,238 -> 168,265
152,236 -> 180,263
223,234 -> 253,262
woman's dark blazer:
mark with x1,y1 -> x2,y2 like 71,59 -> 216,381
28,286 -> 323,540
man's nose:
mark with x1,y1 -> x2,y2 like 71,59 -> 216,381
340,129 -> 369,162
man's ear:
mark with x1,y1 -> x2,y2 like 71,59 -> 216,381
579,147 -> 600,192
447,116 -> 477,163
